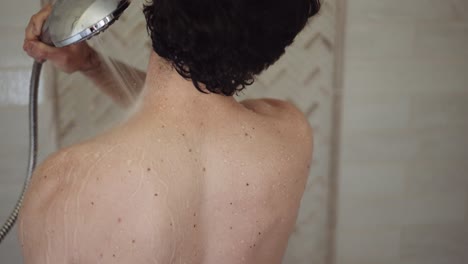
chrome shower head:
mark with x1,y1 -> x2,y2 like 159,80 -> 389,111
41,0 -> 130,47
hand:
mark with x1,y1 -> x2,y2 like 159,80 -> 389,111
23,4 -> 100,74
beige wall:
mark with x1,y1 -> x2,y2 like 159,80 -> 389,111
335,0 -> 468,264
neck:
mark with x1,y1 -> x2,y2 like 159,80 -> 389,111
137,52 -> 238,114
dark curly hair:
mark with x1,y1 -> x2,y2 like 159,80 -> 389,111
143,0 -> 321,96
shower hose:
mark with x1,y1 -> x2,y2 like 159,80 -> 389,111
0,61 -> 41,243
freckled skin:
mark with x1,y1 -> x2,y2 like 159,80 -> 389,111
18,97 -> 313,264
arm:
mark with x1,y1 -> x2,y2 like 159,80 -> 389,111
24,4 -> 146,107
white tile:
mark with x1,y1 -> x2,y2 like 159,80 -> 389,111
413,22 -> 468,60
343,58 -> 468,95
0,226 -> 23,264
341,92 -> 411,133
0,69 -> 38,105
0,0 -> 40,28
337,195 -> 404,229
339,0 -> 468,263
410,92 -> 468,128
0,105 -> 29,139
406,160 -> 468,195
339,161 -> 406,197
340,131 -> 421,162
0,0 -> 41,69
347,0 -> 457,23
336,227 -> 400,264
400,223 -> 468,263
400,255 -> 468,264
0,183 -> 23,221
0,105 -> 57,160
402,192 -> 467,225
453,0 -> 468,22
0,26 -> 36,68
346,22 -> 415,59
284,226 -> 326,264
409,126 -> 468,161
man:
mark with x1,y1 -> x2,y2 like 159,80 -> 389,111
20,0 -> 320,263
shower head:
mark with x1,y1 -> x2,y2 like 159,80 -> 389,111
41,0 -> 130,47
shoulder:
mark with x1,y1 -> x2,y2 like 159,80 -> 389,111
236,99 -> 313,212
241,98 -> 303,118
32,142 -> 110,180
240,98 -> 314,163
240,98 -> 313,143
34,146 -> 80,176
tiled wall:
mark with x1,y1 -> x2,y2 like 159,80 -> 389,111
335,0 -> 468,264
0,1 -> 58,263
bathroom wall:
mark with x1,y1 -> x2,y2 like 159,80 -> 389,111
335,0 -> 468,263
0,0 -> 58,263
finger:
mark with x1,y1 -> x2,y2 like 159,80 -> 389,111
34,4 -> 53,33
25,4 -> 53,41
34,4 -> 53,36
25,15 -> 39,41
38,3 -> 53,16
24,40 -> 59,62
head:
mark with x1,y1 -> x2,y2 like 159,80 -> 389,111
143,0 -> 321,96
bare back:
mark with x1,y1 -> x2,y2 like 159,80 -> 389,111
19,98 -> 313,264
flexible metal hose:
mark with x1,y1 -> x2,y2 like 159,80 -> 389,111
0,61 -> 41,243
0,0 -> 130,244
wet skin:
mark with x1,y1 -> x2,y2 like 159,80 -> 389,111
18,53 -> 313,264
